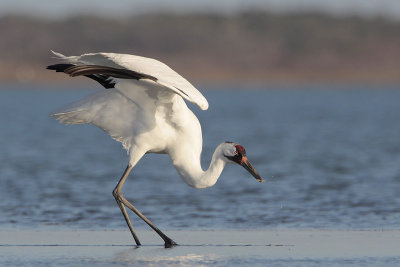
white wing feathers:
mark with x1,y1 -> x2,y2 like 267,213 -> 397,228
51,89 -> 146,151
51,51 -> 209,110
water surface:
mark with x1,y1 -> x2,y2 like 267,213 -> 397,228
1,85 -> 400,231
1,229 -> 399,266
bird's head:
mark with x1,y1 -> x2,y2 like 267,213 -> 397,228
221,141 -> 264,182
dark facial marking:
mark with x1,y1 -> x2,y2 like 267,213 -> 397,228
225,144 -> 246,164
235,145 -> 246,156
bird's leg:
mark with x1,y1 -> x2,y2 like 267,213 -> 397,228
118,192 -> 178,248
113,164 -> 177,248
113,164 -> 141,246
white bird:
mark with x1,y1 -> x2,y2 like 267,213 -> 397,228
47,51 -> 263,248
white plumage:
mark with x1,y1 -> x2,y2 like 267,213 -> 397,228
49,51 -> 263,247
51,51 -> 208,110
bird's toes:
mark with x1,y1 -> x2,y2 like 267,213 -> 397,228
164,239 -> 178,248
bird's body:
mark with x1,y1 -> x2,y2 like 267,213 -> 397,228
48,51 -> 263,247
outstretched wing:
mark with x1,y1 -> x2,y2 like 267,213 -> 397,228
48,51 -> 209,110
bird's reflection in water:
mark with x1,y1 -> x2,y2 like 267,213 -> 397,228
111,247 -> 216,266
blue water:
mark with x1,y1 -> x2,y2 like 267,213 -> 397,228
1,85 -> 400,231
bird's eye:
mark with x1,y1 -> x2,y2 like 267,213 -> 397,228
234,150 -> 238,155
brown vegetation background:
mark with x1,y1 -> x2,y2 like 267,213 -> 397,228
1,12 -> 400,85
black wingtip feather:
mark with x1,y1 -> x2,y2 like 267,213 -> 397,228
47,63 -> 116,88
46,63 -> 157,89
47,64 -> 75,72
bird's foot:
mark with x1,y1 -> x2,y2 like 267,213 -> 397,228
164,238 -> 178,248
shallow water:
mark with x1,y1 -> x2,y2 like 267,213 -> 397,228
1,85 -> 400,231
1,229 -> 400,266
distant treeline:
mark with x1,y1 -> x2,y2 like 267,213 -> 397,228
1,12 -> 400,84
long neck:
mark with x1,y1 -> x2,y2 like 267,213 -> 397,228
171,145 -> 226,189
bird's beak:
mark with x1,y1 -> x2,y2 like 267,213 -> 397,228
241,156 -> 264,182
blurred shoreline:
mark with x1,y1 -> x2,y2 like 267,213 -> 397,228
2,12 -> 400,86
